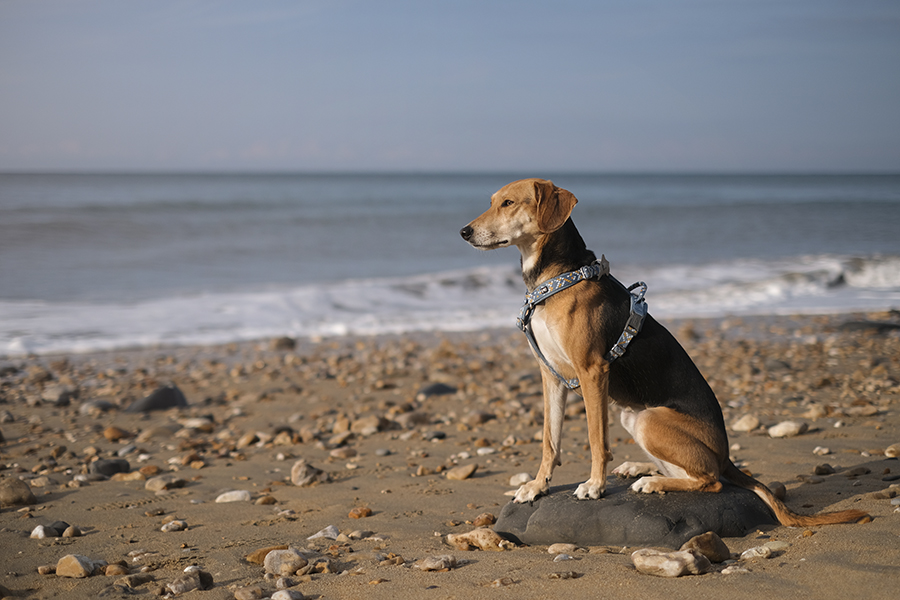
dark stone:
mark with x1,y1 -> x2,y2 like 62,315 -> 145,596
494,480 -> 776,549
839,320 -> 900,334
417,383 -> 457,397
47,521 -> 70,535
124,385 -> 188,413
89,459 -> 131,477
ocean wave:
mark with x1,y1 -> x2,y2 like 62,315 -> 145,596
2,255 -> 898,356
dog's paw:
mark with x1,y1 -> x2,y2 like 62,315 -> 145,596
612,461 -> 658,478
630,476 -> 665,494
513,480 -> 547,503
574,479 -> 605,500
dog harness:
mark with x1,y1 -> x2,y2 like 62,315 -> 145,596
516,255 -> 648,390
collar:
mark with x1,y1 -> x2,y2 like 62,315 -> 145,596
516,255 -> 648,390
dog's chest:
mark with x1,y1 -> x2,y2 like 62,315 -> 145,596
529,307 -> 574,374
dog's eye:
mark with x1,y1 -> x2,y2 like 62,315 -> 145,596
501,199 -> 514,207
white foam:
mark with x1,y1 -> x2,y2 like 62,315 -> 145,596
2,255 -> 899,356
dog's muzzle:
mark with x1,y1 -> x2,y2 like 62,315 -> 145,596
459,225 -> 474,241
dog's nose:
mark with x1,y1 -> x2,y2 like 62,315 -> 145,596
460,225 -> 474,241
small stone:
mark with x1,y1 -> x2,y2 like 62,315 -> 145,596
246,545 -> 289,565
768,421 -> 808,438
166,571 -> 205,595
307,525 -> 339,540
291,459 -> 329,487
548,571 -> 583,579
264,548 -> 308,576
125,385 -> 188,413
414,555 -> 458,571
103,426 -> 132,442
446,528 -> 512,551
631,549 -> 710,577
721,565 -> 750,574
90,458 -> 131,477
0,477 -> 37,506
31,525 -> 56,539
740,546 -> 773,560
509,472 -> 532,487
471,512 -> 495,527
117,573 -> 153,588
271,591 -> 304,600
234,585 -> 264,600
885,443 -> 900,458
547,543 -> 579,555
56,554 -> 96,578
255,495 -> 277,505
349,506 -> 372,519
215,490 -> 251,503
553,554 -> 573,562
275,577 -> 295,590
446,463 -> 478,481
38,564 -> 56,575
106,564 -> 129,576
731,415 -> 760,433
330,447 -> 357,460
814,464 -> 835,475
764,540 -> 790,553
110,471 -> 146,482
161,520 -> 188,532
813,446 -> 831,456
768,481 -> 787,500
62,526 -> 82,538
680,531 -> 731,563
144,475 -> 186,492
417,383 -> 457,399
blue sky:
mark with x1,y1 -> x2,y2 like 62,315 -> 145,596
1,0 -> 898,172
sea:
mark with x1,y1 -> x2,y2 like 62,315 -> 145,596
1,173 -> 899,357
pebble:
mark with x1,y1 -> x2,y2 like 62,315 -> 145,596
445,463 -> 478,481
731,415 -> 760,432
216,490 -> 251,503
414,555 -> 458,571
553,554 -> 573,562
680,531 -> 731,563
547,543 -> 579,555
307,524 -> 340,540
0,477 -> 37,506
764,540 -> 790,553
161,520 -> 188,532
631,549 -> 710,577
446,528 -> 512,551
813,446 -> 831,456
291,459 -> 329,487
103,426 -> 132,442
234,585 -> 264,600
768,421 -> 808,438
271,591 -> 304,600
62,525 -> 82,538
166,568 -> 213,595
721,565 -> 750,574
264,548 -> 308,576
472,512 -> 495,527
56,554 -> 98,578
349,506 -> 372,519
814,464 -> 835,475
246,545 -> 289,565
105,564 -> 129,576
885,443 -> 900,458
90,458 -> 131,477
125,384 -> 188,413
740,546 -> 773,560
509,472 -> 532,487
31,525 -> 55,539
145,475 -> 187,492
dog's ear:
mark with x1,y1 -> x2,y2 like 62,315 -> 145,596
535,180 -> 578,233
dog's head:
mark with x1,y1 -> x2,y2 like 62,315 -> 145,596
460,178 -> 577,250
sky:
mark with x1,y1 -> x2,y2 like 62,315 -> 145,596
1,0 -> 899,173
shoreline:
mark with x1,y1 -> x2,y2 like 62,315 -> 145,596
1,310 -> 898,599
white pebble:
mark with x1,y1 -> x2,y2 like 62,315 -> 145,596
509,472 -> 532,487
813,446 -> 831,456
215,490 -> 251,503
307,525 -> 340,540
768,421 -> 808,438
740,546 -> 773,560
553,553 -> 573,562
476,447 -> 495,456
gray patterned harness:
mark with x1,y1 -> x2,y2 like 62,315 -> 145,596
516,255 -> 648,390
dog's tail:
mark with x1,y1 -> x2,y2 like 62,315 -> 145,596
723,461 -> 870,527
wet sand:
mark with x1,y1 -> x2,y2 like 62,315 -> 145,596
1,312 -> 899,599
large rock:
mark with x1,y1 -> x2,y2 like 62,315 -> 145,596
0,477 -> 37,507
125,385 -> 187,413
494,480 -> 775,548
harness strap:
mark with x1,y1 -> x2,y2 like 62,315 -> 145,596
516,255 -> 648,390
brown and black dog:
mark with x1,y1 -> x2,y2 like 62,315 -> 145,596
460,178 -> 868,527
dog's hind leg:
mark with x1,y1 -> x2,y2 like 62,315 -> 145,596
625,407 -> 727,494
514,371 -> 568,503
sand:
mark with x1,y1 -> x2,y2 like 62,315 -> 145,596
1,312 -> 899,599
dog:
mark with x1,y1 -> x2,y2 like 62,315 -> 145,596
460,178 -> 869,527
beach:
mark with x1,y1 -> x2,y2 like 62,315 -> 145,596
1,312 -> 898,599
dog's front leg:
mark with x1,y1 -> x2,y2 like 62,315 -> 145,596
514,370 -> 568,503
574,361 -> 612,500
